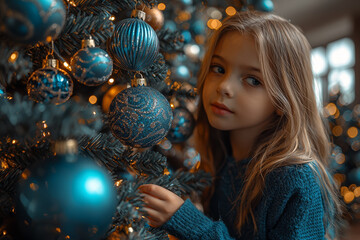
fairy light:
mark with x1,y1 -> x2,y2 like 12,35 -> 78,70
12,140 -> 17,144
8,51 -> 18,63
63,62 -> 72,71
89,95 -> 97,104
108,78 -> 114,84
344,191 -> 355,203
347,126 -> 358,138
56,227 -> 61,233
109,15 -> 115,21
115,180 -> 123,187
332,125 -> 343,137
158,3 -> 166,10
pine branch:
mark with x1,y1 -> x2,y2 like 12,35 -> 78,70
171,169 -> 212,195
130,150 -> 167,176
157,28 -> 184,53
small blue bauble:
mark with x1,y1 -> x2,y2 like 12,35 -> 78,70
0,0 -> 66,44
181,30 -> 192,44
172,65 -> 191,81
27,67 -> 73,105
70,47 -> 113,86
167,107 -> 195,143
16,154 -> 117,240
109,86 -> 173,148
108,18 -> 159,71
255,0 -> 274,12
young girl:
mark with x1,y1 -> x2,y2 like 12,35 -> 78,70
139,10 -> 344,239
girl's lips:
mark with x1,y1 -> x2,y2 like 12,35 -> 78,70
210,103 -> 234,115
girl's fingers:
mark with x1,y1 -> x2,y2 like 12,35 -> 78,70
138,184 -> 172,200
142,193 -> 165,212
147,216 -> 162,228
143,207 -> 163,222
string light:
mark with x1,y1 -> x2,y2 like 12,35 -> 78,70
108,78 -> 114,84
109,15 -> 115,21
225,6 -> 236,16
89,95 -> 97,104
8,51 -> 18,63
63,62 -> 72,71
158,3 -> 166,10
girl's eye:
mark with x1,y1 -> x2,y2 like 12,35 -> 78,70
244,76 -> 261,86
210,65 -> 225,74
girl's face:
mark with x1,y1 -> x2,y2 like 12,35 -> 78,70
202,32 -> 276,134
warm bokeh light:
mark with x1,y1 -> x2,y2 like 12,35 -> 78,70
108,78 -> 114,84
354,187 -> 360,197
207,19 -> 222,30
89,95 -> 97,104
109,15 -> 115,21
56,227 -> 61,233
30,183 -> 39,191
325,103 -> 337,115
335,153 -> 345,164
341,186 -> 349,196
347,126 -> 358,138
332,125 -> 343,137
344,191 -> 355,203
63,62 -> 72,71
8,51 -> 18,63
158,3 -> 166,11
226,6 -> 236,16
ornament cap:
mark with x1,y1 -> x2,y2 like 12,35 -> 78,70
131,9 -> 146,21
53,139 -> 78,155
43,58 -> 59,68
131,72 -> 147,87
82,36 -> 96,48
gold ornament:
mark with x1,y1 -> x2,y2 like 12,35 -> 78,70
135,5 -> 164,31
102,84 -> 128,112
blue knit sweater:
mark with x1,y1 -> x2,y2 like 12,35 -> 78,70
162,157 -> 326,239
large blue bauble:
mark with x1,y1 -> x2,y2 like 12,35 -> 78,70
0,0 -> 66,44
108,86 -> 173,148
27,67 -> 73,105
109,18 -> 159,71
167,107 -> 195,143
16,154 -> 117,240
70,47 -> 113,86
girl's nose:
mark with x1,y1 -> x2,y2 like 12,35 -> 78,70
216,75 -> 235,98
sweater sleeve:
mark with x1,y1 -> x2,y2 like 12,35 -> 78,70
162,199 -> 235,240
266,165 -> 326,240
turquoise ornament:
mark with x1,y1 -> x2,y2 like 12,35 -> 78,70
71,38 -> 113,86
27,58 -> 73,105
0,0 -> 66,44
108,10 -> 159,71
108,78 -> 172,148
167,107 -> 195,143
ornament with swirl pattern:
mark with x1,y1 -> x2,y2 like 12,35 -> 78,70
108,76 -> 173,148
0,0 -> 66,44
27,58 -> 73,105
108,10 -> 159,71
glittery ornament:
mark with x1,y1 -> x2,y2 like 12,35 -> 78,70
16,140 -> 117,240
108,10 -> 159,71
135,5 -> 164,31
108,76 -> 172,148
0,0 -> 66,44
167,107 -> 195,143
27,58 -> 73,105
70,37 -> 113,86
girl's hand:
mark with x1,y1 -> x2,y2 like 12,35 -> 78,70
138,184 -> 184,228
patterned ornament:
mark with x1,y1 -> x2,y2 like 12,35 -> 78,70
108,10 -> 159,71
0,0 -> 66,44
70,37 -> 113,86
27,58 -> 73,105
16,141 -> 117,240
108,77 -> 173,148
167,107 -> 195,143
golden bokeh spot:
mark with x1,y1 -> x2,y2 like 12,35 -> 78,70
8,51 -> 19,63
22,169 -> 30,180
89,95 -> 97,104
158,3 -> 166,11
344,191 -> 355,203
325,103 -> 337,115
30,183 -> 39,191
178,11 -> 191,22
334,109 -> 340,119
332,125 -> 343,137
56,227 -> 61,233
335,153 -> 345,165
354,187 -> 360,197
333,173 -> 345,185
341,186 -> 349,196
109,15 -> 115,21
46,36 -> 53,43
65,235 -> 70,239
108,78 -> 114,84
347,127 -> 358,138
115,179 -> 123,187
225,6 -> 236,16
164,168 -> 170,175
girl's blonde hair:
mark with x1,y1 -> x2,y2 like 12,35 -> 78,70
195,10 -> 344,236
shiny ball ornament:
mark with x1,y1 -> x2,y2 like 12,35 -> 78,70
27,63 -> 73,105
70,39 -> 113,86
255,0 -> 274,12
181,30 -> 192,44
108,13 -> 159,71
108,86 -> 173,148
171,65 -> 191,81
0,0 -> 66,44
16,154 -> 117,240
167,107 -> 195,143
135,5 -> 164,31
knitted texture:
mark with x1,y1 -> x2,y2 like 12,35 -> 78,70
162,157 -> 326,240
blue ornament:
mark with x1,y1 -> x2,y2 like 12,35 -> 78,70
172,65 -> 191,81
16,153 -> 117,240
190,20 -> 206,35
164,20 -> 177,31
255,0 -> 274,12
167,107 -> 195,143
181,30 -> 192,44
27,64 -> 73,105
0,0 -> 66,44
71,43 -> 113,86
108,15 -> 159,71
109,86 -> 173,148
